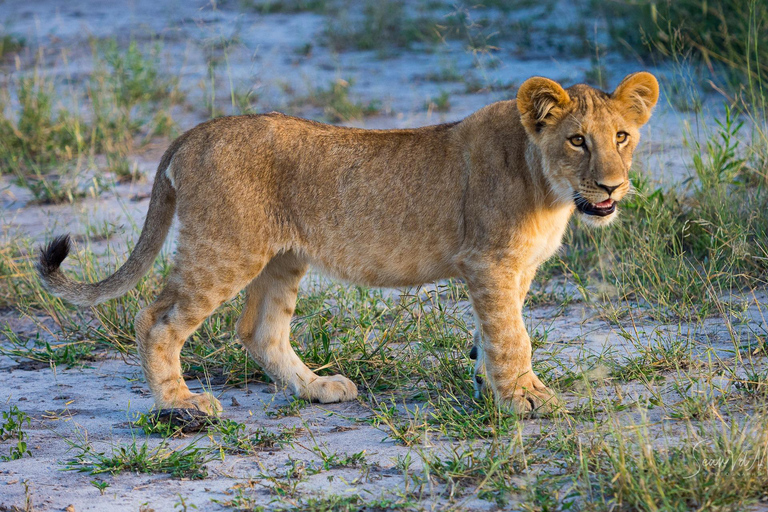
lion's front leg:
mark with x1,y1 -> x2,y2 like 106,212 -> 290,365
464,262 -> 560,415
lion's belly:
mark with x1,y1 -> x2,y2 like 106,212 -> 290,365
305,232 -> 461,287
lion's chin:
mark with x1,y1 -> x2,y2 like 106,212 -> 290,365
579,208 -> 619,227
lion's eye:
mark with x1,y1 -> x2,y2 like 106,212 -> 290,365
569,135 -> 585,147
616,132 -> 628,144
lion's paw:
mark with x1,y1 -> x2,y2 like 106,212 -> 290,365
301,374 -> 358,403
496,374 -> 563,417
158,391 -> 223,416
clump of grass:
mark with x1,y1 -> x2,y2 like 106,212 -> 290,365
89,38 -> 182,181
416,438 -> 528,506
65,438 -> 216,479
610,329 -> 695,382
421,59 -> 464,83
736,369 -> 768,398
0,63 -> 86,181
311,445 -> 367,471
132,411 -> 187,438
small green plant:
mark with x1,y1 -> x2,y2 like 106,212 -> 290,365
212,482 -> 264,510
174,494 -> 198,511
691,104 -> 746,189
0,405 -> 31,461
90,479 -> 110,495
736,370 -> 768,398
260,458 -> 312,498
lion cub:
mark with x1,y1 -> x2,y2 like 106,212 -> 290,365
38,72 -> 658,416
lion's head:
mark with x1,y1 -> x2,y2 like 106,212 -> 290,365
517,72 -> 659,226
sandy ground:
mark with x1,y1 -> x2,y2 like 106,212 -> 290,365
0,1 -> 765,511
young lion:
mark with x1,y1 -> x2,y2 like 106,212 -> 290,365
37,72 -> 658,417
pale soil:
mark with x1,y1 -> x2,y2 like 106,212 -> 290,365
0,1 -> 765,511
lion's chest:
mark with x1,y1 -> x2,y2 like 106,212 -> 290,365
518,207 -> 572,268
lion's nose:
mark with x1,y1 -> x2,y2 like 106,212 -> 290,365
596,181 -> 623,196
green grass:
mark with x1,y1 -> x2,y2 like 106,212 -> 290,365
65,438 -> 216,479
596,0 -> 768,87
573,419 -> 768,510
132,411 -> 191,438
416,438 -> 529,506
0,327 -> 99,368
0,38 -> 182,202
324,1 -> 441,53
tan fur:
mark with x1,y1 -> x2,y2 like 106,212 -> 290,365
37,72 -> 659,415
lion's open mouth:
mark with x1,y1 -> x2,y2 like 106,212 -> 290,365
574,195 -> 616,217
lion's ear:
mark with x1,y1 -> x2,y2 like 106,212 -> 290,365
612,72 -> 659,125
517,77 -> 571,135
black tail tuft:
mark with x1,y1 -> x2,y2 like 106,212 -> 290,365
37,234 -> 71,276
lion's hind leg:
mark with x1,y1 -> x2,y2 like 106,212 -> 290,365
135,251 -> 267,415
236,251 -> 358,403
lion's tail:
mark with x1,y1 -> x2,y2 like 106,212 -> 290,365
36,137 -> 184,307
